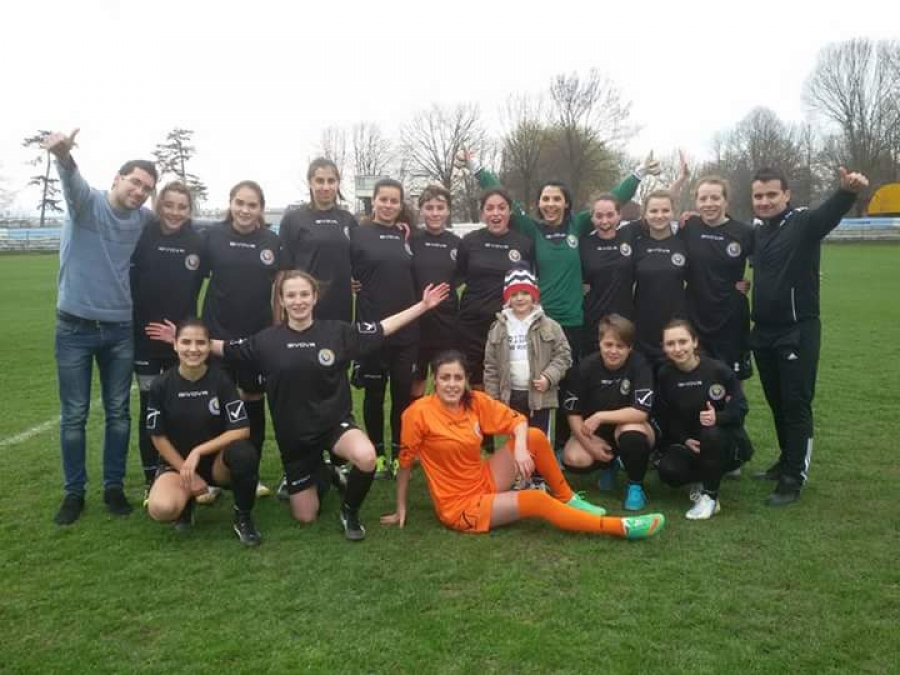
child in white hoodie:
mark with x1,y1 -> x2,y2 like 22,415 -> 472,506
483,267 -> 572,438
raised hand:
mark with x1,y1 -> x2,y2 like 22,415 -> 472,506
421,283 -> 450,310
145,319 -> 177,344
41,129 -> 80,160
838,166 -> 869,194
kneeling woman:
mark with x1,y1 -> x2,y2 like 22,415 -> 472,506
655,320 -> 754,520
197,272 -> 449,542
562,314 -> 656,511
145,319 -> 262,546
381,351 -> 663,540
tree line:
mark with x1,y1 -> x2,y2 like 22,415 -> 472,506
17,38 -> 900,226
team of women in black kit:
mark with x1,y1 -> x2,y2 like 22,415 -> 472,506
133,155 -> 866,545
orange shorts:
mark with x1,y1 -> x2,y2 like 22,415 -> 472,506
440,493 -> 496,534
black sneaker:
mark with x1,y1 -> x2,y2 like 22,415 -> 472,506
339,504 -> 366,542
765,476 -> 802,507
233,511 -> 261,547
173,499 -> 196,532
103,487 -> 133,516
54,493 -> 85,526
753,462 -> 783,481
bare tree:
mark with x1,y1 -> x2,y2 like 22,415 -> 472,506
352,122 -> 393,178
499,93 -> 548,211
804,38 -> 900,201
153,128 -> 209,203
547,69 -> 633,208
22,130 -> 63,226
402,103 -> 486,189
701,108 -> 816,221
401,104 -> 489,222
316,126 -> 349,180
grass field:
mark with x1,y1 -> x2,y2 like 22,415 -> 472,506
1,246 -> 898,674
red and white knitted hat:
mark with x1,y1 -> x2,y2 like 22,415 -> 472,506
503,266 -> 540,304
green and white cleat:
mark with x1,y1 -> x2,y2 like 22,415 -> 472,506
565,491 -> 607,516
622,513 -> 666,540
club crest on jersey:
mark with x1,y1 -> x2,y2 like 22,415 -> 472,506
450,248 -> 458,261
709,383 -> 726,401
620,378 -> 631,396
508,249 -> 521,262
726,241 -> 742,258
208,397 -> 220,415
620,242 -> 632,257
318,348 -> 335,366
185,254 -> 200,271
260,248 -> 275,265
566,234 -> 578,249
671,253 -> 686,267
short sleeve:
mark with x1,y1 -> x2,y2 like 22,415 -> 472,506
218,371 -> 250,432
342,320 -> 385,360
562,361 -> 588,416
399,404 -> 425,469
630,354 -> 655,413
476,392 -> 526,436
222,334 -> 260,364
145,377 -> 167,436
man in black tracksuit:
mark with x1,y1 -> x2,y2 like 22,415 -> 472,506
749,167 -> 868,505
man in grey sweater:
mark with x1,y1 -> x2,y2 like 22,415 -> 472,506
44,129 -> 158,525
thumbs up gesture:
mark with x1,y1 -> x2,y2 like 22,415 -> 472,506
838,166 -> 869,194
699,400 -> 717,427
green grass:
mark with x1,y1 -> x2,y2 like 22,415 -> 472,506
2,247 -> 899,674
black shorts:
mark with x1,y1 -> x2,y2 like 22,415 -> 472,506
353,343 -> 417,388
282,417 -> 358,495
210,354 -> 266,395
157,454 -> 218,486
456,316 -> 494,386
134,356 -> 178,392
698,316 -> 752,381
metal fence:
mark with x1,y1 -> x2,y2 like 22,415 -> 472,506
2,218 -> 898,253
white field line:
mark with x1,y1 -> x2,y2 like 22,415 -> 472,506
0,385 -> 137,449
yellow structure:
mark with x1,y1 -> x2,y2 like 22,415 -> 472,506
867,182 -> 900,216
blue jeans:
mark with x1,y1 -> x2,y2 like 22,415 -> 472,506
55,312 -> 134,496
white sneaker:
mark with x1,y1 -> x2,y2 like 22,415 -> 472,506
196,486 -> 222,505
255,481 -> 272,498
685,493 -> 721,520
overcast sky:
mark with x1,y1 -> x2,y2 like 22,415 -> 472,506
1,0 -> 896,213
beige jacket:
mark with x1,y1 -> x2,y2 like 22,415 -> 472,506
483,308 -> 572,411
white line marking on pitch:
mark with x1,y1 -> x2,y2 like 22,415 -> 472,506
0,385 -> 137,449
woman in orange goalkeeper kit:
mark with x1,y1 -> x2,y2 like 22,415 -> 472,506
380,350 -> 665,540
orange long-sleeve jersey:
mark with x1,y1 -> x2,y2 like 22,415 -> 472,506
399,391 -> 526,528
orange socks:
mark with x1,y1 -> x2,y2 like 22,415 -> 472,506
516,489 -> 626,537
